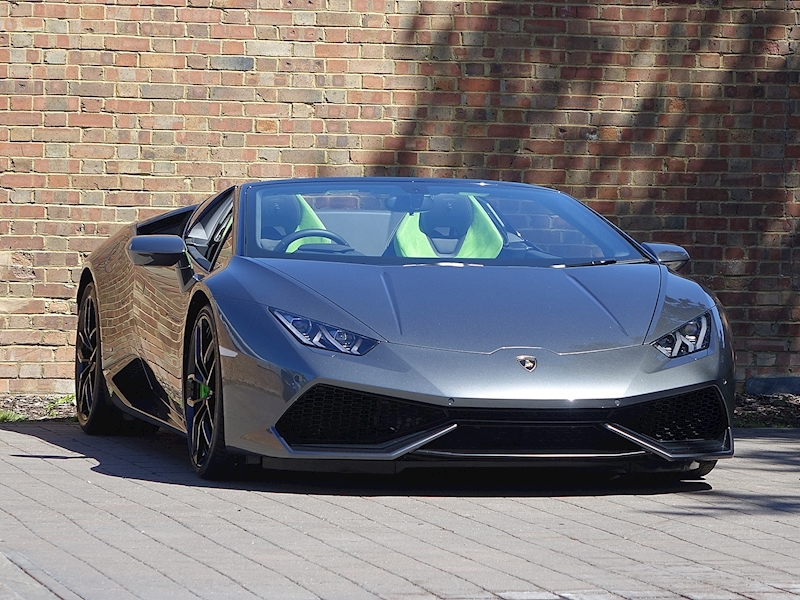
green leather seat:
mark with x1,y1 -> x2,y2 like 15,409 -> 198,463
393,194 -> 503,259
257,194 -> 328,252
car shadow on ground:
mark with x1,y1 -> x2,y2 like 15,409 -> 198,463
1,421 -> 720,497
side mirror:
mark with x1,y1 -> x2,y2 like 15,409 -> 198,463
128,235 -> 188,267
641,242 -> 690,272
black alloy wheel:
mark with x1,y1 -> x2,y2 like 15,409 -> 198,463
184,305 -> 230,479
75,283 -> 117,433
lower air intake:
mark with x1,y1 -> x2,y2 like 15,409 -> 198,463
612,387 -> 727,442
275,384 -> 729,451
275,385 -> 448,446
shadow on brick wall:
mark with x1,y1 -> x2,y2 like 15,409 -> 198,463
361,0 -> 798,387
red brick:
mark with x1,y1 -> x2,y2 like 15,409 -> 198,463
67,113 -> 114,128
0,1 -> 797,392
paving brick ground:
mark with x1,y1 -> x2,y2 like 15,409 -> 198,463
0,422 -> 798,600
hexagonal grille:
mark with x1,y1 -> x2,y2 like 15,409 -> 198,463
276,384 -> 728,450
276,385 -> 449,446
613,387 -> 727,442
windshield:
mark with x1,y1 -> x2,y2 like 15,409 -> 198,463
242,179 -> 647,266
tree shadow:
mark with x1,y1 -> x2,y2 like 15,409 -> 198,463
330,0 -> 797,382
730,427 -> 800,470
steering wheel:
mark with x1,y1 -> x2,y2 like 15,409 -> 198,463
272,229 -> 350,253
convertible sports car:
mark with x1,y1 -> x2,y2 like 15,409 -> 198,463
75,177 -> 735,479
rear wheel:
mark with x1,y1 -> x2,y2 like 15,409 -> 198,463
184,305 -> 230,479
75,283 -> 120,434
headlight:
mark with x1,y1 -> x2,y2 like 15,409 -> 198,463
271,309 -> 378,356
653,312 -> 711,358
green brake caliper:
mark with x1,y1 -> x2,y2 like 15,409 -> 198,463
186,375 -> 211,407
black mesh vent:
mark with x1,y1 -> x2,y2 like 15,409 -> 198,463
276,384 -> 728,450
422,424 -> 639,454
613,387 -> 727,442
276,385 -> 449,446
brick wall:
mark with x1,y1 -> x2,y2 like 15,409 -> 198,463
1,0 -> 798,395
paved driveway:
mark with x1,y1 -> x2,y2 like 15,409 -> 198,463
1,422 -> 798,600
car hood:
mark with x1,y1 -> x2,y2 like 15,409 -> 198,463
262,260 -> 664,354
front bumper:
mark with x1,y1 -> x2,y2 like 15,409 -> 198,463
225,378 -> 733,473
267,383 -> 732,462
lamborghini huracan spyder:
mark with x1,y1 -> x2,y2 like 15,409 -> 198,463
75,178 -> 734,479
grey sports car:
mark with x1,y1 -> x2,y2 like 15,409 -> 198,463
75,177 -> 735,480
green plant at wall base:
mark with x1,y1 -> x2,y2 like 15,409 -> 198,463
0,410 -> 27,423
46,394 -> 76,417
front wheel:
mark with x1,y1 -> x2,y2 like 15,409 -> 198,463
184,305 -> 230,479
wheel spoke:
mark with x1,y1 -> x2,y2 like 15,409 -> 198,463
85,377 -> 94,409
78,366 -> 94,417
193,329 -> 209,382
83,300 -> 95,339
81,302 -> 89,333
205,399 -> 215,432
191,428 -> 203,464
201,411 -> 213,448
191,401 -> 209,464
77,329 -> 90,353
205,362 -> 215,393
202,339 -> 215,372
78,362 -> 92,387
77,371 -> 90,416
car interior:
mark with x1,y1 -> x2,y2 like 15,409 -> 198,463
245,185 -> 643,265
251,191 -> 513,259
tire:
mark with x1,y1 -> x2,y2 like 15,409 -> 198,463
75,282 -> 123,434
184,305 -> 230,479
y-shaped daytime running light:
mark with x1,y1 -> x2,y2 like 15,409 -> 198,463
271,309 -> 378,356
653,313 -> 711,358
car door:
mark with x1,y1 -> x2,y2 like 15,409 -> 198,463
131,188 -> 235,428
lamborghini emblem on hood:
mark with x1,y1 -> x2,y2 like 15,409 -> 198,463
517,356 -> 537,372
